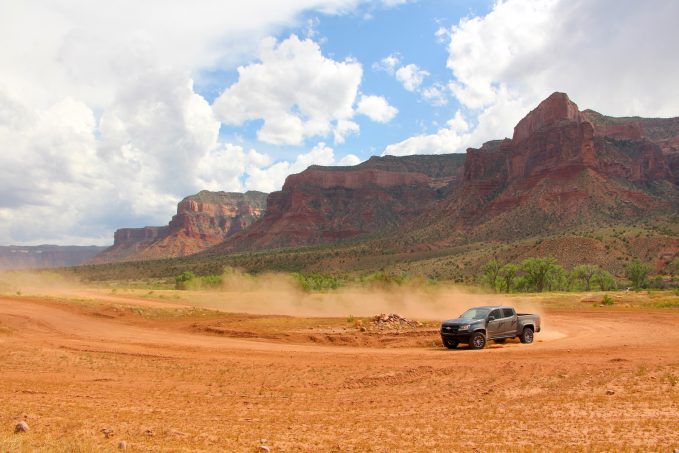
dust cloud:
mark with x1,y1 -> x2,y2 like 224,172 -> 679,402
0,270 -> 83,295
185,270 -> 543,321
0,268 -> 549,324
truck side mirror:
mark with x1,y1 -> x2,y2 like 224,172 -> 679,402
488,316 -> 495,321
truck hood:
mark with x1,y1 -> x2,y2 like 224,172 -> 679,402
441,318 -> 477,326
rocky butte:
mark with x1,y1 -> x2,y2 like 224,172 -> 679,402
413,92 -> 677,240
90,191 -> 267,263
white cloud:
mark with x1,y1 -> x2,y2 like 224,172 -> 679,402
383,109 -> 474,156
1,1 -> 395,111
395,64 -> 429,92
213,35 -> 363,146
384,89 -> 534,156
338,153 -> 361,166
99,70 -> 221,204
373,54 -> 401,74
2,1 -> 413,245
356,95 -> 398,123
244,142 -> 354,192
0,92 -> 114,244
446,0 -> 558,110
421,83 -> 448,106
375,55 -> 442,104
383,126 -> 468,157
386,0 -> 679,156
447,0 -> 679,119
333,119 -> 361,144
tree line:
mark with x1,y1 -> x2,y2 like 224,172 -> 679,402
482,257 -> 654,293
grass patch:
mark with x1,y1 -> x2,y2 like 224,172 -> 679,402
652,300 -> 679,308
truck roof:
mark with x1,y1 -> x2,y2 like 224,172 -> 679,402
475,305 -> 514,310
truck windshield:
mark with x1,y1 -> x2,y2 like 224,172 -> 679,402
459,308 -> 491,320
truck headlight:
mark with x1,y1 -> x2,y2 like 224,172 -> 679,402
458,324 -> 470,330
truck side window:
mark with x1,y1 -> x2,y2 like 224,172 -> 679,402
489,309 -> 501,320
502,308 -> 514,318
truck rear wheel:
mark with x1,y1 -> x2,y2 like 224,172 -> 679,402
469,332 -> 486,350
442,338 -> 459,349
520,327 -> 534,344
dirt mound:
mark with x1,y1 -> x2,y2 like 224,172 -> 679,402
370,313 -> 421,330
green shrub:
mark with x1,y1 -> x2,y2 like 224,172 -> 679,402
292,273 -> 343,292
483,259 -> 501,292
593,269 -> 617,291
625,259 -> 651,289
175,271 -> 223,290
499,263 -> 518,293
175,271 -> 196,290
521,257 -> 559,292
602,294 -> 614,306
199,274 -> 223,289
573,264 -> 600,291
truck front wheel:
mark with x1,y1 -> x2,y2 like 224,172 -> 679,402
469,332 -> 486,350
520,327 -> 534,344
442,338 -> 459,349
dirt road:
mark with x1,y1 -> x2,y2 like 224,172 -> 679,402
0,294 -> 677,452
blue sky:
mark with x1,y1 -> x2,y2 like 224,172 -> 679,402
203,1 -> 495,164
2,0 -> 678,245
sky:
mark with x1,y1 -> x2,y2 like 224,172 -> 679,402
1,0 -> 679,246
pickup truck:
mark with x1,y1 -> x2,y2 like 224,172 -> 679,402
440,306 -> 541,350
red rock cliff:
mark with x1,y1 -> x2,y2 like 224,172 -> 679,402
90,191 -> 267,263
425,92 -> 678,246
209,154 -> 466,252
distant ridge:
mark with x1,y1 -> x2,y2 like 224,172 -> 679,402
0,245 -> 107,270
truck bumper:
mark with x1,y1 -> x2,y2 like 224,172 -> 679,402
440,332 -> 471,343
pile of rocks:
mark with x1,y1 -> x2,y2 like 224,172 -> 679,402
370,313 -> 418,330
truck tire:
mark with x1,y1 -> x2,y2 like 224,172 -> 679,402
520,327 -> 534,344
469,332 -> 486,350
443,338 -> 459,349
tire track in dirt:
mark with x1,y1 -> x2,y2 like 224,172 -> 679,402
2,295 -> 678,358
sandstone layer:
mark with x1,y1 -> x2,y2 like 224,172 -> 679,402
210,154 -> 466,252
91,191 -> 267,263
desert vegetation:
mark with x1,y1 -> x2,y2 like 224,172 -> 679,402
481,255 -> 672,293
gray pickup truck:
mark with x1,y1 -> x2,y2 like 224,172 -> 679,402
440,306 -> 541,350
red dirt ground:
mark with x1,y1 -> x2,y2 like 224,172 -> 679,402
0,292 -> 677,452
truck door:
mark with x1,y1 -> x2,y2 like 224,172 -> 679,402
501,308 -> 517,337
486,309 -> 502,338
